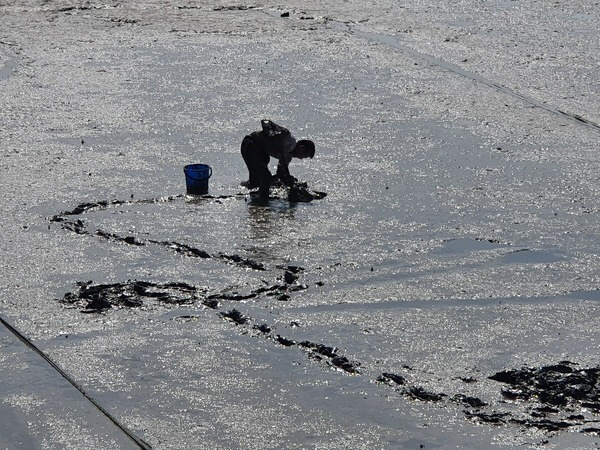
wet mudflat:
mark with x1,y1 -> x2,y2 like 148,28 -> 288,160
2,1 -> 600,449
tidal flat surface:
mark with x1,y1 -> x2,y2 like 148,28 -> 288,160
2,1 -> 600,448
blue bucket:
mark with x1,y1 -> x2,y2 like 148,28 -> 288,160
184,164 -> 212,195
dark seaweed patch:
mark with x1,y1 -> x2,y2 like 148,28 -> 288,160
464,362 -> 600,434
210,292 -> 256,301
405,386 -> 446,402
148,240 -> 211,259
275,335 -> 296,346
219,309 -> 248,325
407,362 -> 600,434
253,323 -> 272,334
511,418 -> 573,432
60,280 -> 200,313
62,200 -> 120,216
330,356 -> 360,373
218,252 -> 266,271
377,372 -> 406,386
97,229 -> 145,246
465,411 -> 509,425
488,362 -> 600,408
582,427 -> 600,435
452,394 -> 487,408
280,265 -> 305,274
201,298 -> 220,309
173,315 -> 201,322
295,341 -> 359,373
533,405 -> 560,415
283,271 -> 298,284
50,216 -> 88,235
213,5 -> 258,11
298,341 -> 337,358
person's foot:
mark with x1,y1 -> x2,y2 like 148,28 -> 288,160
258,182 -> 271,200
241,180 -> 259,189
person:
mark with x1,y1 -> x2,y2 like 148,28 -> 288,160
241,119 -> 315,198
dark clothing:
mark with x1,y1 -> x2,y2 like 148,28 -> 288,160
241,135 -> 272,196
241,120 -> 297,197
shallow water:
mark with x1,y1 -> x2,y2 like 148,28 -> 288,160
2,1 -> 600,448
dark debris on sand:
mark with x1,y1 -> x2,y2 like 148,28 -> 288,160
377,372 -> 406,386
246,179 -> 327,203
463,362 -> 600,434
219,309 -> 248,325
374,361 -> 600,435
489,361 -> 600,410
218,309 -> 360,374
60,280 -> 205,313
51,196 -> 267,271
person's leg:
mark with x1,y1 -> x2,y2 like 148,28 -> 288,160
241,136 -> 271,194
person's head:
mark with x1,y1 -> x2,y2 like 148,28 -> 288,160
292,140 -> 315,159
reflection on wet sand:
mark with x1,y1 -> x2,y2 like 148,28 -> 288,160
244,199 -> 297,264
247,201 -> 297,239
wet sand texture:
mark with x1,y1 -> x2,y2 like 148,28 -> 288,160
3,1 -> 600,448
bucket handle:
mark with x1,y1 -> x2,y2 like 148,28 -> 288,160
185,165 -> 212,179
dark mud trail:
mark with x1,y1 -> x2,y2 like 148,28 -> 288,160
50,190 -> 600,439
58,279 -> 600,438
376,362 -> 600,436
50,189 -> 325,271
52,195 -> 259,271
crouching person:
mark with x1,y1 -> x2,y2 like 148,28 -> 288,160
241,119 -> 315,199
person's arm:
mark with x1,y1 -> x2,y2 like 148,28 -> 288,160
277,138 -> 297,186
276,160 -> 296,186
